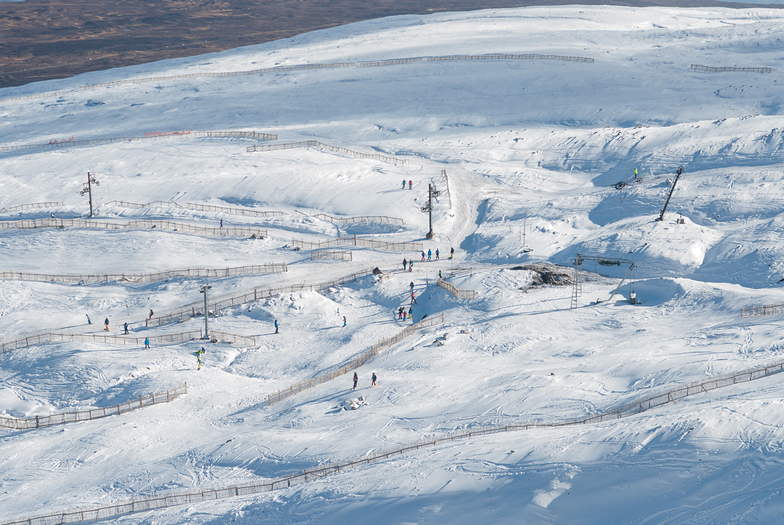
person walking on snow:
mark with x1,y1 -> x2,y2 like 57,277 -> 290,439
149,309 -> 154,320
408,307 -> 413,320
220,218 -> 223,228
144,338 -> 150,349
421,251 -> 425,262
427,249 -> 432,261
436,248 -> 440,260
343,316 -> 347,327
409,262 -> 413,272
398,306 -> 405,319
402,179 -> 406,189
403,258 -> 407,270
439,270 -> 443,279
450,247 -> 454,259
274,319 -> 279,334
408,180 -> 413,190
353,372 -> 358,390
410,281 -> 414,292
124,322 -> 129,335
104,317 -> 110,332
371,372 -> 377,386
196,347 -> 205,370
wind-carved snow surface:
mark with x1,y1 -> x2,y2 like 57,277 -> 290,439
3,5 -> 784,524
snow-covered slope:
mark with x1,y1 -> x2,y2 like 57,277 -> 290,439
3,5 -> 784,524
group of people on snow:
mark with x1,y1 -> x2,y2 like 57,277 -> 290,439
353,371 -> 378,390
397,306 -> 414,320
403,248 -> 454,271
89,315 -> 150,351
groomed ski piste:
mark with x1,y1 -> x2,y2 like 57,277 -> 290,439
4,5 -> 784,524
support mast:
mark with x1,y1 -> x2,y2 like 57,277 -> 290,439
656,166 -> 684,222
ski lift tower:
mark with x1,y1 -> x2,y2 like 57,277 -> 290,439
656,166 -> 684,222
199,282 -> 212,339
521,219 -> 533,253
421,183 -> 437,239
79,172 -> 100,218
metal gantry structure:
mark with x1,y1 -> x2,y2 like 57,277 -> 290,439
571,253 -> 636,309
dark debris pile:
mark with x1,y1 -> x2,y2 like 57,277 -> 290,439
511,263 -> 574,287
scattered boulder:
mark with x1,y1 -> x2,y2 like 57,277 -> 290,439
373,267 -> 383,275
342,396 -> 368,411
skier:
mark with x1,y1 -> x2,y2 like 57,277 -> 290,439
427,249 -> 432,261
408,307 -> 413,320
104,317 -> 110,332
196,347 -> 205,370
439,270 -> 442,279
343,315 -> 347,327
274,319 -> 279,334
124,322 -> 129,335
435,248 -> 439,260
86,314 -> 91,325
409,262 -> 413,272
402,179 -> 406,189
144,338 -> 150,349
149,309 -> 154,320
403,258 -> 407,270
371,372 -> 377,387
353,372 -> 358,390
421,251 -> 425,262
409,180 -> 413,190
450,247 -> 454,259
398,306 -> 404,319
411,291 -> 418,305
410,281 -> 414,292
220,218 -> 223,228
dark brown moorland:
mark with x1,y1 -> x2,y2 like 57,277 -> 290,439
0,0 -> 777,89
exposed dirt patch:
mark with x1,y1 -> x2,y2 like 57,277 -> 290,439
0,0 -> 771,89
